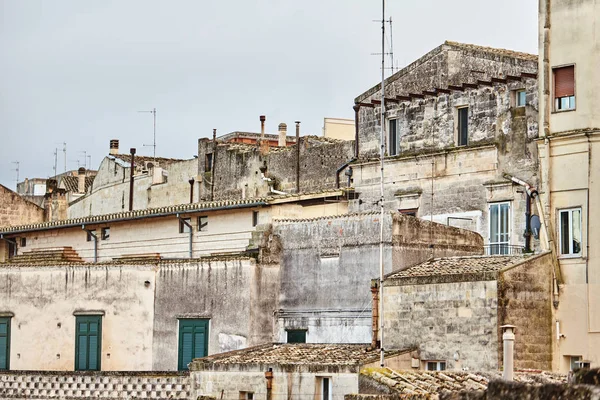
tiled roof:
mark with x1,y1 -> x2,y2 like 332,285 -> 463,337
445,41 -> 538,61
0,189 -> 346,234
111,154 -> 187,167
218,131 -> 298,142
194,343 -> 402,367
362,368 -> 566,396
386,256 -> 527,281
59,176 -> 95,193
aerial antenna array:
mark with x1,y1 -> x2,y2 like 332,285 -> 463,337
139,108 -> 157,160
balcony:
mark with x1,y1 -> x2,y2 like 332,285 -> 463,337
484,244 -> 525,256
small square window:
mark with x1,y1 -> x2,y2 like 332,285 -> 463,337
19,237 -> 26,247
286,329 -> 306,343
570,356 -> 582,371
86,230 -> 96,242
252,211 -> 259,227
197,216 -> 208,232
426,361 -> 446,371
179,218 -> 192,234
101,227 -> 110,240
559,208 -> 582,256
515,90 -> 526,107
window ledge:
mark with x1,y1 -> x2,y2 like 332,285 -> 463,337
73,310 -> 105,316
552,108 -> 576,114
558,255 -> 583,260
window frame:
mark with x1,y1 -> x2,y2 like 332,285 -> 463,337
515,89 -> 527,107
86,230 -> 96,242
425,361 -> 446,371
558,207 -> 583,258
552,64 -> 576,113
197,216 -> 208,232
252,211 -> 259,227
0,317 -> 11,370
316,376 -> 332,400
286,329 -> 307,343
101,227 -> 110,241
456,106 -> 469,146
489,202 -> 511,255
19,237 -> 26,248
179,218 -> 192,234
75,315 -> 102,371
177,318 -> 209,371
388,118 -> 399,156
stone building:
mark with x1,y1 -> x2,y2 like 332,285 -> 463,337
349,41 -> 541,255
381,252 -> 554,372
536,0 -> 600,372
17,168 -> 97,208
0,184 -> 45,230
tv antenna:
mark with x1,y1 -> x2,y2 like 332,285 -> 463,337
11,161 -> 20,188
139,107 -> 157,160
53,148 -> 58,177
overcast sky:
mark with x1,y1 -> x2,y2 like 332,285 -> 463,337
0,0 -> 538,190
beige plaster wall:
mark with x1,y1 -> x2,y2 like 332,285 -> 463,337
323,117 -> 355,141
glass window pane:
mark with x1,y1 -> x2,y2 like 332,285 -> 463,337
389,120 -> 397,156
517,91 -> 526,106
570,96 -> 576,109
560,211 -> 570,254
561,97 -> 569,110
490,204 -> 499,244
572,209 -> 581,254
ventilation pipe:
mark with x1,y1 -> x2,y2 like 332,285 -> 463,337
188,178 -> 195,203
278,123 -> 287,147
265,368 -> 273,400
260,115 -> 266,138
295,121 -> 301,193
109,139 -> 119,155
128,148 -> 136,211
501,325 -> 516,381
211,129 -> 217,201
353,104 -> 360,158
77,167 -> 86,194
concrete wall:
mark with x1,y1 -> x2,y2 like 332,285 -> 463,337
272,213 -> 482,344
197,136 -> 355,201
498,253 -> 554,371
68,158 -> 197,218
0,370 -> 190,399
0,184 -> 45,228
0,258 -> 276,372
191,365 -> 358,400
537,0 -> 600,373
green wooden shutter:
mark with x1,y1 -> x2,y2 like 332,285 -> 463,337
178,319 -> 208,370
0,318 -> 10,370
75,316 -> 102,371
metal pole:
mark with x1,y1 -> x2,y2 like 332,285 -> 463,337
153,108 -> 156,160
129,148 -> 136,211
379,0 -> 386,368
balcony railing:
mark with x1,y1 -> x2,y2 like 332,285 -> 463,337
484,244 -> 525,256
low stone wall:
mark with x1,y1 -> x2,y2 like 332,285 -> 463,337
0,370 -> 190,399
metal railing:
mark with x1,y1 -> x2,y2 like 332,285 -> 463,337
484,244 -> 525,255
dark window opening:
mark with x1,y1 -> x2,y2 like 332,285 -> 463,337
197,216 -> 208,232
399,209 -> 418,217
252,211 -> 259,227
0,317 -> 11,370
426,361 -> 446,371
101,227 -> 110,240
86,230 -> 96,242
388,119 -> 398,156
286,329 -> 306,343
205,153 -> 213,173
554,65 -> 575,111
179,218 -> 192,234
457,107 -> 468,146
19,238 -> 26,248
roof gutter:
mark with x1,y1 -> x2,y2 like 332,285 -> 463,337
0,202 -> 268,236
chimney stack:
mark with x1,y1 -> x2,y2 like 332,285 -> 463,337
77,167 -> 86,194
501,325 -> 516,381
109,139 -> 119,155
260,115 -> 266,138
278,123 -> 287,147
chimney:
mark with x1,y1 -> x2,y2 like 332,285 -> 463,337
278,123 -> 287,147
109,139 -> 119,155
77,167 -> 86,193
260,115 -> 266,138
501,325 -> 516,381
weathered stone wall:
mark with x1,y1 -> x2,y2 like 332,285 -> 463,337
197,136 -> 355,201
498,252 -> 553,371
383,279 -> 499,371
0,370 -> 190,399
0,184 -> 45,228
191,366 -> 358,400
272,212 -> 482,344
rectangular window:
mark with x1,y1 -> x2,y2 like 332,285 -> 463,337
0,317 -> 11,370
317,377 -> 332,400
554,66 -> 575,111
457,107 -> 468,146
570,356 -> 583,371
19,238 -> 26,248
101,227 -> 110,241
197,216 -> 208,232
179,218 -> 192,234
388,119 -> 399,156
286,329 -> 307,343
489,202 -> 511,255
252,211 -> 259,227
559,208 -> 582,256
516,90 -> 526,107
205,153 -> 213,173
399,209 -> 418,217
178,319 -> 209,371
86,230 -> 96,242
75,315 -> 102,371
426,361 -> 446,371
239,392 -> 254,400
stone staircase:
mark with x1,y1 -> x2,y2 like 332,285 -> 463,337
8,247 -> 84,264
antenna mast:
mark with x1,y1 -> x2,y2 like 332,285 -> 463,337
62,142 -> 67,173
53,148 -> 58,177
140,108 -> 157,161
11,161 -> 20,189
389,17 -> 395,75
379,0 -> 386,368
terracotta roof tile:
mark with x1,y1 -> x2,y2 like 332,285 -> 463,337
59,176 -> 95,193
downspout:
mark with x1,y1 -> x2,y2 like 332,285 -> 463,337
295,121 -> 301,194
211,129 -> 217,202
129,148 -> 136,211
176,214 -> 193,258
82,226 -> 98,262
353,104 -> 360,158
336,158 -> 356,189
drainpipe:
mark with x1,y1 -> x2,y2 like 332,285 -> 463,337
353,104 -> 360,158
525,192 -> 532,252
82,226 -> 98,262
370,279 -> 380,349
128,148 -> 136,211
265,368 -> 273,400
501,325 -> 516,381
295,121 -> 301,193
188,178 -> 195,204
177,214 -> 193,258
211,129 -> 217,201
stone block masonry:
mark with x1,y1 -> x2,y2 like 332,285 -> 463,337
0,184 -> 45,228
0,370 -> 190,399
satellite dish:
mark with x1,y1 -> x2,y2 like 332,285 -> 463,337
530,215 -> 541,239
